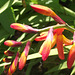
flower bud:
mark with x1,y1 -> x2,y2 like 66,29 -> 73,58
31,4 -> 65,24
4,40 -> 22,47
4,50 -> 14,56
10,23 -> 38,33
3,58 -> 11,62
19,41 -> 31,70
8,52 -> 19,75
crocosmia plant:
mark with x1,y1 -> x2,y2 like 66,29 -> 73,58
0,1 -> 75,75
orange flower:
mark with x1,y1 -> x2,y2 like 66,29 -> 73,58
10,23 -> 38,33
35,29 -> 73,60
31,4 -> 65,24
4,40 -> 22,47
67,31 -> 75,69
19,41 -> 31,70
39,27 -> 53,61
8,52 -> 19,75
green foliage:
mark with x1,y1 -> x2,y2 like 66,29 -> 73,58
0,0 -> 75,75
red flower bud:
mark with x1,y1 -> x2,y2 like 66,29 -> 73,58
8,52 -> 19,75
10,23 -> 38,33
4,50 -> 14,56
4,40 -> 22,47
19,41 -> 31,70
3,58 -> 11,62
31,4 -> 65,24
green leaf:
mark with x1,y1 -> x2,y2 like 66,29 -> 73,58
44,61 -> 67,75
0,7 -> 15,34
70,67 -> 75,75
0,66 -> 4,74
27,46 -> 69,60
0,0 -> 19,13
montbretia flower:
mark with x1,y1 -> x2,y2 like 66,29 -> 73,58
4,40 -> 22,47
4,50 -> 14,56
67,31 -> 75,69
3,58 -> 11,62
10,23 -> 38,33
31,4 -> 65,24
8,52 -> 19,75
39,27 -> 53,61
19,41 -> 31,70
35,29 -> 73,60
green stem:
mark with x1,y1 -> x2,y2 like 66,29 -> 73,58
22,33 -> 39,44
38,23 -> 75,32
29,33 -> 39,42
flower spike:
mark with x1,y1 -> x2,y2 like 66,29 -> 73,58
10,23 -> 38,33
39,27 -> 53,61
8,52 -> 19,75
4,40 -> 22,47
19,41 -> 31,70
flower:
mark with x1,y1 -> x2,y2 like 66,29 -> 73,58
35,29 -> 73,60
31,4 -> 65,24
67,31 -> 75,69
39,27 -> 53,61
10,23 -> 38,33
4,40 -> 22,47
19,41 -> 31,70
4,50 -> 14,56
8,52 -> 19,75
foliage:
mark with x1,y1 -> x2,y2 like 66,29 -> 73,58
0,0 -> 75,75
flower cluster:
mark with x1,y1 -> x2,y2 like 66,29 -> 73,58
3,4 -> 75,75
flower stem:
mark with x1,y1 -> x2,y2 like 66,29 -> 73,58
38,23 -> 75,32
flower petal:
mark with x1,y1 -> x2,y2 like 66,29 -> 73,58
35,32 -> 48,41
56,34 -> 65,60
67,43 -> 75,69
63,35 -> 73,45
39,28 -> 53,61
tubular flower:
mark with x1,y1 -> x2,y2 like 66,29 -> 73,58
8,52 -> 19,75
19,41 -> 31,70
4,50 -> 14,56
35,29 -> 73,60
10,23 -> 38,33
39,28 -> 53,61
4,40 -> 22,47
31,4 -> 65,24
67,31 -> 75,69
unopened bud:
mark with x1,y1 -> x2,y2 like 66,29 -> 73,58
10,23 -> 38,33
4,50 -> 14,56
4,40 -> 22,47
